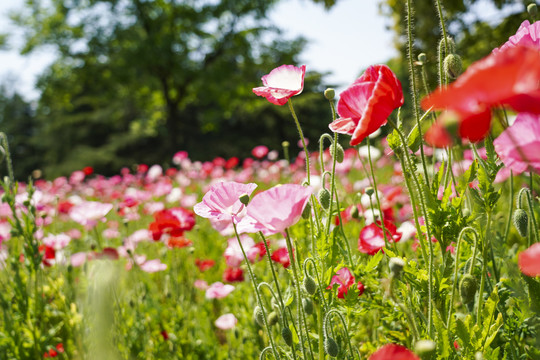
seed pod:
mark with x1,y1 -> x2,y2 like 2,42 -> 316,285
329,143 -> 344,163
513,208 -> 528,238
444,54 -> 463,79
302,298 -> 314,315
318,188 -> 331,210
281,326 -> 293,347
253,306 -> 265,327
239,193 -> 250,206
267,311 -> 279,326
303,275 -> 317,295
324,337 -> 339,357
324,88 -> 335,100
460,274 -> 478,304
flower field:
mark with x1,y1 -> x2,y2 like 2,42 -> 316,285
1,3 -> 540,360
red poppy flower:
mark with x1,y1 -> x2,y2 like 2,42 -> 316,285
329,64 -> 404,146
358,220 -> 402,255
223,267 -> 245,282
271,247 -> 292,268
422,46 -> 540,142
518,242 -> 540,277
149,207 -> 195,241
326,267 -> 365,299
195,259 -> 215,272
369,344 -> 419,360
82,166 -> 94,176
167,236 -> 192,249
424,121 -> 454,148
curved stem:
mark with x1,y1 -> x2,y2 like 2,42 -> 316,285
324,309 -> 356,359
390,276 -> 420,341
288,99 -> 310,183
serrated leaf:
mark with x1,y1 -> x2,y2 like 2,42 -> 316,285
364,250 -> 383,273
289,323 -> 299,344
483,313 -> 503,349
407,124 -> 421,152
455,317 -> 471,348
387,129 -> 401,151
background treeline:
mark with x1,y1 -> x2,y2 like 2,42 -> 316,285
0,0 -> 532,179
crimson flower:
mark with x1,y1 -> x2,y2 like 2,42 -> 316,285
422,45 -> 540,142
329,64 -> 404,146
149,207 -> 195,241
369,344 -> 419,360
195,259 -> 215,272
326,267 -> 364,299
271,247 -> 292,268
358,220 -> 402,255
253,65 -> 306,105
519,243 -> 540,277
223,267 -> 245,282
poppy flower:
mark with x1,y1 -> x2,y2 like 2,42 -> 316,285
518,242 -> 540,277
236,184 -> 313,236
422,45 -> 540,142
149,207 -> 195,241
252,145 -> 269,159
495,20 -> 540,53
223,267 -> 244,282
424,120 -> 454,148
329,64 -> 404,146
215,313 -> 238,330
493,113 -> 540,175
369,344 -> 419,360
206,282 -> 235,299
195,259 -> 215,272
69,201 -> 113,229
253,64 -> 306,105
327,267 -> 364,299
271,247 -> 292,268
358,220 -> 402,255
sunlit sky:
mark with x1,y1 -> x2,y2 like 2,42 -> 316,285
0,0 -> 523,101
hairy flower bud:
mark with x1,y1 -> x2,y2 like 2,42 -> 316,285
324,337 -> 339,357
282,326 -> 293,347
329,143 -> 344,163
418,53 -> 427,64
389,257 -> 406,277
513,208 -> 528,238
318,188 -> 331,210
303,275 -> 317,295
444,54 -> 463,79
302,298 -> 314,315
324,88 -> 335,100
460,274 -> 478,304
253,306 -> 265,327
267,311 -> 279,326
365,187 -> 375,197
302,201 -> 312,219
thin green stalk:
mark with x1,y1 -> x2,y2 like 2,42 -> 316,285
518,188 -> 539,245
324,309 -> 356,359
503,171 -> 514,242
288,99 -> 311,183
434,0 -> 449,66
390,276 -> 420,341
0,133 -> 15,187
477,212 -> 492,325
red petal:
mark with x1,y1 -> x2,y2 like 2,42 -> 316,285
369,344 -> 420,360
519,243 -> 540,277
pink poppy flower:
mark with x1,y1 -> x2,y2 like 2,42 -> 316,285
237,184 -> 313,235
215,313 -> 238,330
139,259 -> 167,273
493,113 -> 540,175
194,181 -> 258,225
224,235 -> 255,267
253,65 -> 306,105
69,201 -> 113,229
369,344 -> 419,360
358,220 -> 402,255
495,20 -> 540,53
519,243 -> 540,277
327,267 -> 364,299
329,64 -> 404,146
205,282 -> 235,299
252,145 -> 269,159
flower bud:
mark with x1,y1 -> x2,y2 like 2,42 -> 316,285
329,142 -> 344,163
302,201 -> 312,219
527,3 -> 538,17
365,187 -> 375,197
239,193 -> 250,206
324,88 -> 335,100
513,208 -> 528,238
350,205 -> 360,219
389,257 -> 406,277
324,337 -> 339,357
415,339 -> 436,357
303,275 -> 317,295
318,188 -> 331,210
253,306 -> 265,327
302,298 -> 314,315
460,274 -> 478,304
281,326 -> 293,346
267,311 -> 279,326
444,54 -> 462,79
418,53 -> 427,64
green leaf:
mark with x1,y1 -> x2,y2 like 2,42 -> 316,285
364,250 -> 383,273
407,125 -> 421,152
455,317 -> 471,349
289,323 -> 299,344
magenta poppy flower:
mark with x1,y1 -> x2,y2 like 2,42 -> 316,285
327,267 -> 364,299
495,20 -> 540,53
237,184 -> 313,235
194,181 -> 257,224
369,344 -> 419,360
252,145 -> 269,159
358,220 -> 402,255
493,113 -> 540,175
253,65 -> 306,105
329,64 -> 404,146
519,243 -> 540,277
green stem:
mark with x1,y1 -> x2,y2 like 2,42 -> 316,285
503,171 -> 514,243
518,188 -> 539,245
288,99 -> 310,184
324,309 -> 356,358
390,276 -> 420,341
434,0 -> 449,68
0,132 -> 15,188
477,212 -> 492,325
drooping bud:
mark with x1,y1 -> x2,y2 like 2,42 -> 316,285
513,208 -> 528,238
282,326 -> 293,347
302,201 -> 312,219
527,3 -> 538,18
329,143 -> 344,163
324,337 -> 339,357
415,339 -> 436,358
267,311 -> 279,326
253,306 -> 265,327
444,54 -> 463,79
324,88 -> 335,100
389,257 -> 406,277
318,188 -> 331,210
303,275 -> 317,295
418,53 -> 427,64
302,298 -> 314,315
460,274 -> 478,304
239,193 -> 250,206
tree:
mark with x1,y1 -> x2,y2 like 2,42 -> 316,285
10,0 -> 332,177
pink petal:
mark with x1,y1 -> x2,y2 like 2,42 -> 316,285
140,259 -> 167,273
261,64 -> 306,91
194,182 -> 257,222
215,313 -> 237,330
70,252 -> 87,267
329,117 -> 359,135
519,243 -> 540,277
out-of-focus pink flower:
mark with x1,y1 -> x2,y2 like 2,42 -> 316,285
252,145 -> 269,159
519,243 -> 540,277
253,65 -> 306,105
271,247 -> 292,268
327,267 -> 364,299
43,233 -> 71,250
195,259 -> 215,272
69,201 -> 113,229
215,313 -> 238,330
206,282 -> 235,299
237,184 -> 313,235
223,267 -> 244,282
369,344 -> 419,360
329,65 -> 404,146
358,220 -> 402,255
139,259 -> 167,273
173,151 -> 189,165
194,279 -> 209,290
495,20 -> 540,53
224,235 -> 255,267
70,252 -> 87,267
494,113 -> 540,175
194,182 -> 257,225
